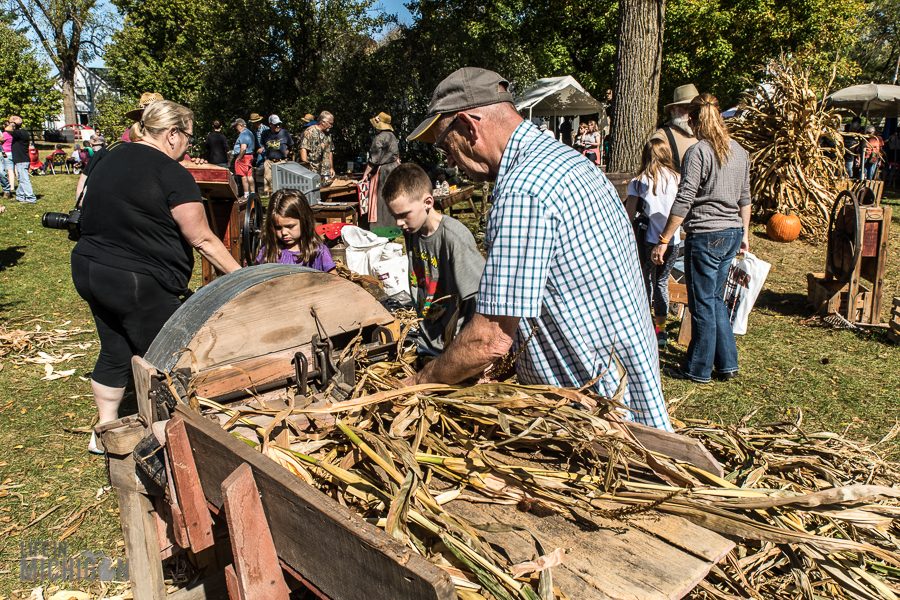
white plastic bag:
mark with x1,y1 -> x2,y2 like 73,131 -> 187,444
373,256 -> 410,296
724,251 -> 771,335
372,242 -> 410,295
341,226 -> 388,276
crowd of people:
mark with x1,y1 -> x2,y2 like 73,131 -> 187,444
10,70 -> 876,454
841,118 -> 900,181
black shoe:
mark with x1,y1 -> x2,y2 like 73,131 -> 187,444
657,330 -> 668,347
663,366 -> 691,380
714,370 -> 739,381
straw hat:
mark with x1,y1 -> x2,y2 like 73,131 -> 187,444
249,113 -> 263,123
664,84 -> 699,114
125,92 -> 164,120
301,113 -> 315,123
370,112 -> 393,131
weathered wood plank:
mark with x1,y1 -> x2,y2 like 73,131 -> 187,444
167,416 -> 216,553
178,271 -> 392,371
192,344 -> 314,401
175,406 -> 455,600
116,486 -> 167,600
447,499 -> 728,600
221,463 -> 291,600
133,356 -> 158,424
624,421 -> 724,478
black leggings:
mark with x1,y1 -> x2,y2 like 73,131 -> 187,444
71,254 -> 181,387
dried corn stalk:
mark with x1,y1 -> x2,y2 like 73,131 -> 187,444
191,348 -> 900,600
731,57 -> 847,242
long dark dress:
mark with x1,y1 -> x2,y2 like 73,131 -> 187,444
367,130 -> 400,229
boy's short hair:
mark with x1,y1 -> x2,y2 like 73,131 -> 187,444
383,162 -> 432,204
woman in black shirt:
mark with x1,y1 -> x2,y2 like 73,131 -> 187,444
71,100 -> 241,453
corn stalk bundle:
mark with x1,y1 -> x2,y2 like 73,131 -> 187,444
730,57 -> 847,242
192,353 -> 900,600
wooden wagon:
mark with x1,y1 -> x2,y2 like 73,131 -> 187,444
101,266 -> 734,600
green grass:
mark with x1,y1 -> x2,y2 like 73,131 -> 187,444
0,175 -> 898,596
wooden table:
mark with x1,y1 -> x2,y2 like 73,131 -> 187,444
313,202 -> 358,226
320,177 -> 360,203
434,185 -> 478,217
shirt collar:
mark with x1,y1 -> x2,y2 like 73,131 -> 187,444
496,120 -> 538,189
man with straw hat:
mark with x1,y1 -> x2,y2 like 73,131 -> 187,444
650,83 -> 699,174
361,112 -> 400,228
400,67 -> 672,432
248,112 -> 268,167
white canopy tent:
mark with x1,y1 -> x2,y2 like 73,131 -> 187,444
515,76 -> 608,161
515,76 -> 606,119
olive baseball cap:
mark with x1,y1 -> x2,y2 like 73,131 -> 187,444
408,67 -> 515,143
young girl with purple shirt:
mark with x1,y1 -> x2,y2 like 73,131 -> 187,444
257,189 -> 336,272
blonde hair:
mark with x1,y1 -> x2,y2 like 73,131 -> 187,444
686,93 -> 731,165
637,139 -> 678,195
129,100 -> 194,142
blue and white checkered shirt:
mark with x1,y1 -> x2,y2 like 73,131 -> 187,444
477,121 -> 672,431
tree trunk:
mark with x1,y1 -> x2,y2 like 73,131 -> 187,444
607,0 -> 665,173
61,65 -> 78,125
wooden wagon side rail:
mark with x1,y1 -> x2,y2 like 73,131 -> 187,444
174,406 -> 455,600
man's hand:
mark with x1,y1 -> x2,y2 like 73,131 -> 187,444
402,313 -> 519,386
256,147 -> 264,154
330,167 -> 336,178
651,243 -> 667,265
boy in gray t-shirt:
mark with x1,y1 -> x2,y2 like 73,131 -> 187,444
383,163 -> 485,355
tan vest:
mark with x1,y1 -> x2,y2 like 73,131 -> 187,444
650,125 -> 698,174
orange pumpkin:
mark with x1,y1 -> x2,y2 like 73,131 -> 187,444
766,213 -> 801,243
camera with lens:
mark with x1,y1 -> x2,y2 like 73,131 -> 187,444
42,209 -> 82,241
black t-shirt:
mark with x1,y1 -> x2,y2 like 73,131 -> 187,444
207,130 -> 229,164
11,128 -> 30,163
261,128 -> 293,160
72,143 -> 201,294
82,146 -> 110,177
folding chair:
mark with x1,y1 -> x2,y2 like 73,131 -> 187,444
49,153 -> 71,175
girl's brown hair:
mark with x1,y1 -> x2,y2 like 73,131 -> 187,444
686,93 -> 731,165
262,189 -> 321,265
637,139 -> 678,195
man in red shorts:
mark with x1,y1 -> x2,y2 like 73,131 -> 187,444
231,118 -> 256,198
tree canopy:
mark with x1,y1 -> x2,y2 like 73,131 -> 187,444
101,0 -> 869,164
0,13 -> 62,127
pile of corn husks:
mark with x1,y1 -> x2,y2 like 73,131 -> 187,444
195,350 -> 900,600
731,56 -> 848,242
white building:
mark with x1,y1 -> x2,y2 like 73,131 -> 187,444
44,65 -> 116,130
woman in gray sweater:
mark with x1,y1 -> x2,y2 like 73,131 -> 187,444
650,93 -> 751,383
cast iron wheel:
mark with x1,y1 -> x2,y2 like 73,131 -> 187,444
826,189 -> 862,283
242,193 -> 264,265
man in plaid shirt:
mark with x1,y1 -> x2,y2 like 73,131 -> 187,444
405,67 -> 672,431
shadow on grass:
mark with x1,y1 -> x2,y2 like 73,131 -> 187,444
0,245 -> 25,271
754,290 -> 810,317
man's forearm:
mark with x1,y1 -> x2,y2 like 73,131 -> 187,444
413,313 -> 518,385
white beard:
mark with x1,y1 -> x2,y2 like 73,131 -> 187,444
669,115 -> 693,137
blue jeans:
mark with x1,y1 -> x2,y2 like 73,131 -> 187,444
682,228 -> 742,382
14,162 -> 35,203
861,160 -> 879,181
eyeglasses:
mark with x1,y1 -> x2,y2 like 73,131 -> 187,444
434,113 -> 481,157
178,129 -> 195,145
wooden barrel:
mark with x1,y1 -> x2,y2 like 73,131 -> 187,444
144,264 -> 393,374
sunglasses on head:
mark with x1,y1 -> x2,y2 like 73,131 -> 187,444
434,113 -> 481,157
